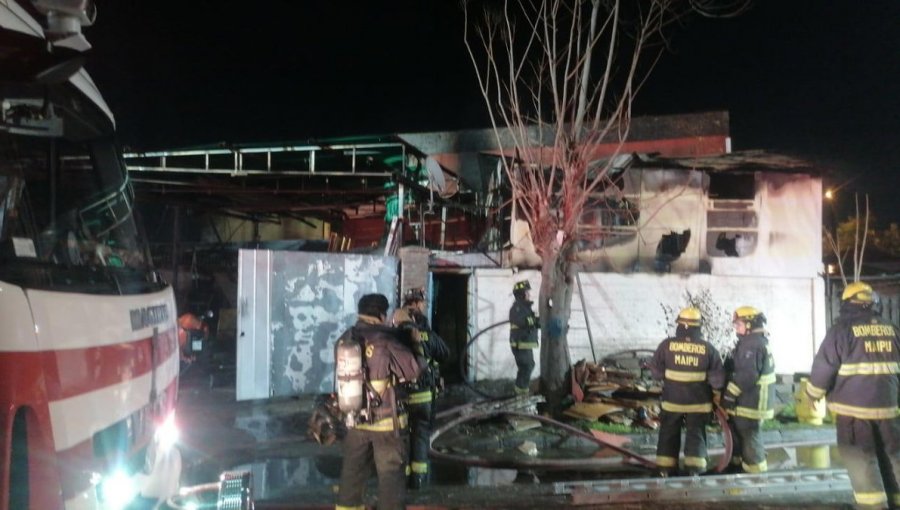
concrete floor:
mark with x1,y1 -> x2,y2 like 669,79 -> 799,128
174,365 -> 856,509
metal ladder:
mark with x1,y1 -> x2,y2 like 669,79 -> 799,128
554,469 -> 852,505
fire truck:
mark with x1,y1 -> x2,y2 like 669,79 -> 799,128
0,1 -> 184,508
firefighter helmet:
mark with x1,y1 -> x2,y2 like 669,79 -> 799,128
675,307 -> 702,327
841,281 -> 874,304
733,306 -> 766,328
513,280 -> 531,300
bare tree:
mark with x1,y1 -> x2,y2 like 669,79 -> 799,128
661,289 -> 736,355
853,194 -> 870,282
463,0 -> 691,410
824,193 -> 870,284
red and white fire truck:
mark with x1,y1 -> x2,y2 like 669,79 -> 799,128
1,1 -> 183,508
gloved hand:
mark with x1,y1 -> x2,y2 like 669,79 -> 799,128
805,392 -> 827,415
722,394 -> 737,411
712,390 -> 722,407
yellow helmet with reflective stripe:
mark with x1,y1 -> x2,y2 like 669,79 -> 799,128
842,281 -> 874,304
676,307 -> 702,327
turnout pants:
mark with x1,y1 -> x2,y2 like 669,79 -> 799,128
836,415 -> 900,509
512,347 -> 535,393
408,400 -> 434,487
729,416 -> 767,473
656,410 -> 709,474
336,427 -> 408,510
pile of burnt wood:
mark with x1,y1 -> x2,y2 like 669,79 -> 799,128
564,356 -> 661,430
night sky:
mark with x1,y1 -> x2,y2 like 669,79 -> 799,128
84,1 -> 899,222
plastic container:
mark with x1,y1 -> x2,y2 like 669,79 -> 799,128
795,377 -> 826,425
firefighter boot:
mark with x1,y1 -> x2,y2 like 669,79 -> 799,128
723,458 -> 744,474
408,471 -> 429,490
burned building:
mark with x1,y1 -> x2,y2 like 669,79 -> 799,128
128,111 -> 826,395
399,111 -> 824,380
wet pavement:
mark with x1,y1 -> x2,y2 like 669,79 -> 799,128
174,366 -> 857,509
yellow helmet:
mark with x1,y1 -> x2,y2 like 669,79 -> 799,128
842,281 -> 874,304
733,306 -> 760,322
676,307 -> 702,327
733,306 -> 766,329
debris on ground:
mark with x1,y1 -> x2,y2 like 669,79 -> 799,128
430,405 -> 660,471
562,401 -> 623,420
436,394 -> 545,421
307,393 -> 345,445
588,429 -> 633,449
517,440 -> 538,456
567,357 -> 662,430
507,416 -> 543,432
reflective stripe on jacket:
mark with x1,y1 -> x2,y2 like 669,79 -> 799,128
397,309 -> 449,403
651,336 -> 726,413
509,299 -> 539,349
725,331 -> 776,420
808,306 -> 900,420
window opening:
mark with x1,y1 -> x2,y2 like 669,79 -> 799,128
709,231 -> 757,257
655,229 -> 691,272
706,172 -> 757,258
708,173 -> 755,200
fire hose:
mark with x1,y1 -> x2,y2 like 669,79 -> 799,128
450,327 -> 734,474
711,404 -> 734,473
430,403 -> 733,474
429,402 -> 659,471
459,320 -> 511,399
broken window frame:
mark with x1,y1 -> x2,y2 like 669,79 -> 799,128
577,165 -> 640,249
705,171 -> 759,258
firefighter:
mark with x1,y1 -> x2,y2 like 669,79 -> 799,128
392,288 -> 450,489
509,280 -> 539,395
336,294 -> 422,510
722,306 -> 776,473
650,307 -> 725,476
177,311 -> 211,364
806,282 -> 900,508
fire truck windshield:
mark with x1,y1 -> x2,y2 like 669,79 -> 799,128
0,80 -> 159,294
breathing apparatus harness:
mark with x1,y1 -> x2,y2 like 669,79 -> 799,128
335,326 -> 382,428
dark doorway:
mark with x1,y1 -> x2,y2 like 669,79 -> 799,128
432,273 -> 469,384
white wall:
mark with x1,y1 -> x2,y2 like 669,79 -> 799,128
470,269 -> 826,383
708,172 -> 823,278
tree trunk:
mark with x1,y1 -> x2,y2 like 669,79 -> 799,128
538,242 -> 575,416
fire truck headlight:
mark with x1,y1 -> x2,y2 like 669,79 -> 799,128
98,469 -> 137,509
155,411 -> 179,452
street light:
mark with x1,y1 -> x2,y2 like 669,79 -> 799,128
824,189 -> 834,200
